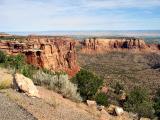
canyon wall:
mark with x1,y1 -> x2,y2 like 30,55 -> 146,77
0,36 -> 80,77
1,36 -> 159,76
81,37 -> 160,54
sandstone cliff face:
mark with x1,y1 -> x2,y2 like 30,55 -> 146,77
25,36 -> 79,77
0,36 -> 80,77
81,37 -> 159,54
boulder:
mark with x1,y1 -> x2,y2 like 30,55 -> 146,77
97,105 -> 105,111
107,104 -> 116,114
115,107 -> 124,116
86,100 -> 97,107
99,109 -> 111,120
119,91 -> 127,101
14,73 -> 39,97
101,86 -> 109,94
107,105 -> 124,116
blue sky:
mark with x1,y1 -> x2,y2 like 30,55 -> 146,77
0,0 -> 160,32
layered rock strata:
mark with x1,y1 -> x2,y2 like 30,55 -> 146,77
0,36 -> 80,77
81,37 -> 160,54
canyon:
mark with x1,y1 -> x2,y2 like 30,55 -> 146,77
0,35 -> 160,77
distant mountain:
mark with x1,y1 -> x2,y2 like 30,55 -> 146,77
0,32 -> 13,37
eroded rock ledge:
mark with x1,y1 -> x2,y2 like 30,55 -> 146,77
81,37 -> 160,54
0,36 -> 80,77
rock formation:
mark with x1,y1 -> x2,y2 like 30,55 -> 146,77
14,73 -> 39,97
81,37 -> 160,54
0,36 -> 80,77
0,32 -> 13,37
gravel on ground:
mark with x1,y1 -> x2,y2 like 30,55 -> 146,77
0,93 -> 36,120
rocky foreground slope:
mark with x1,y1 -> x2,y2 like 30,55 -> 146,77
0,67 -> 151,120
0,93 -> 36,120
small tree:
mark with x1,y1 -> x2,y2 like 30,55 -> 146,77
0,51 -> 6,63
154,88 -> 160,117
72,69 -> 103,101
124,87 -> 154,118
5,54 -> 25,69
113,82 -> 124,94
95,92 -> 108,106
20,64 -> 37,78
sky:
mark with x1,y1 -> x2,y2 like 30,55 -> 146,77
0,0 -> 160,32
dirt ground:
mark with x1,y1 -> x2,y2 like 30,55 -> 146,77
1,87 -> 98,120
0,93 -> 36,120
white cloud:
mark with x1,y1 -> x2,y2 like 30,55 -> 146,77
0,0 -> 160,31
81,0 -> 160,9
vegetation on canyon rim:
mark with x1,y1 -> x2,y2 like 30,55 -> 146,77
72,69 -> 103,101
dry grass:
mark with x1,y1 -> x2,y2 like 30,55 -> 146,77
1,89 -> 27,106
0,79 -> 12,89
44,95 -> 59,108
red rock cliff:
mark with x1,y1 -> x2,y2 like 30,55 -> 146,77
0,36 -> 80,77
81,37 -> 159,54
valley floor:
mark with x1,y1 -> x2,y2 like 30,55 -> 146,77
78,51 -> 160,95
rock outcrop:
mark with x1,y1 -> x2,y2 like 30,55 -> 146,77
0,36 -> 80,77
14,73 -> 39,97
115,106 -> 124,116
24,36 -> 79,77
0,32 -> 13,37
81,37 -> 160,54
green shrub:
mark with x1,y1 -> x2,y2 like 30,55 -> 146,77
154,89 -> 160,117
33,70 -> 82,102
0,53 -> 37,78
124,87 -> 154,118
4,54 -> 25,69
20,65 -> 37,78
113,82 -> 124,94
95,92 -> 108,106
0,51 -> 6,63
72,69 -> 103,101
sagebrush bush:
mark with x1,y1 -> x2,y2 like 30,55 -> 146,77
33,70 -> 82,102
72,69 -> 103,101
124,87 -> 155,118
95,92 -> 108,106
32,70 -> 52,85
